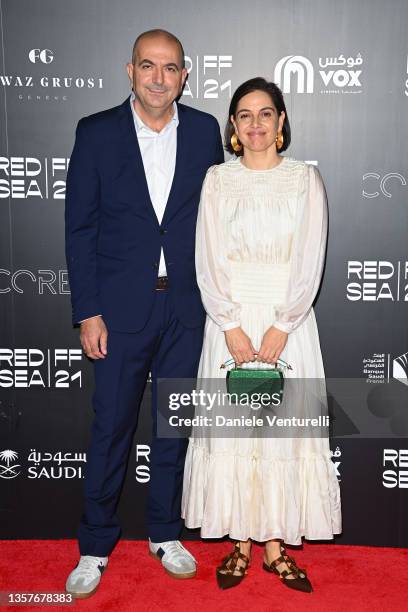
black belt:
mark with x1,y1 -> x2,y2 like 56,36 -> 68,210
156,276 -> 169,290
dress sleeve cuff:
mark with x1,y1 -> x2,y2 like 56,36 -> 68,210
273,320 -> 292,334
220,321 -> 241,332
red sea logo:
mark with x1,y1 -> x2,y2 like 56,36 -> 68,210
0,450 -> 21,479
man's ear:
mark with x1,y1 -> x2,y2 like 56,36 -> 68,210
126,63 -> 134,85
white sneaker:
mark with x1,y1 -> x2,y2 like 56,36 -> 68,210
149,539 -> 196,579
65,555 -> 108,598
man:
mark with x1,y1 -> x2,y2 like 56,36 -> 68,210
65,29 -> 224,598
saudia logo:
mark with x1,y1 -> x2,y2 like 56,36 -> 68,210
0,49 -> 103,101
0,450 -> 21,479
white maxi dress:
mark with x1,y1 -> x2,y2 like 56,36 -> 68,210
181,157 -> 342,544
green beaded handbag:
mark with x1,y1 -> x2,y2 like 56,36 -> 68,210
221,357 -> 292,406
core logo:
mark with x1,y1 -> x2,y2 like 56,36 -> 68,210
363,172 -> 407,198
28,49 -> 54,64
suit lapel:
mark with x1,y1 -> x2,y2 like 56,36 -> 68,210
117,96 -> 159,225
161,103 -> 186,226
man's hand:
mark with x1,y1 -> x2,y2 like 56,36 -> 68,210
224,327 -> 257,365
80,316 -> 108,359
257,326 -> 288,364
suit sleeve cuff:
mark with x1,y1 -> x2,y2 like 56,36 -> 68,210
78,314 -> 102,324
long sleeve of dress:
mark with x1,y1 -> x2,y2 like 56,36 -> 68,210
273,164 -> 328,334
195,166 -> 241,331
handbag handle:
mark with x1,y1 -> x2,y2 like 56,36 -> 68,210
220,356 -> 292,371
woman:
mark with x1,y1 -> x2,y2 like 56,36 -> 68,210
181,78 -> 342,592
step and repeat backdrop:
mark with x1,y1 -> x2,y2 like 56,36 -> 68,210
1,0 -> 407,546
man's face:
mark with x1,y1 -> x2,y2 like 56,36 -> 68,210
127,35 -> 187,115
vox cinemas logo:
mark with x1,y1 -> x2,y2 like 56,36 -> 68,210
346,261 -> 408,302
382,449 -> 408,488
274,53 -> 363,94
0,349 -> 83,388
0,156 -> 68,199
330,446 -> 342,481
0,48 -> 103,102
182,55 -> 232,99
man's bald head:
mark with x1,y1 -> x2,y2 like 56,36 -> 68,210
132,29 -> 185,69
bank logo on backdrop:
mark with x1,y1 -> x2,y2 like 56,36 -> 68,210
274,53 -> 363,94
0,48 -> 103,102
363,172 -> 407,198
382,448 -> 408,488
346,260 -> 408,302
183,55 -> 233,99
362,350 -> 408,384
393,353 -> 408,385
0,450 -> 21,480
0,348 -> 83,388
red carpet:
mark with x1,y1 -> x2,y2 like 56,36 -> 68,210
0,540 -> 407,611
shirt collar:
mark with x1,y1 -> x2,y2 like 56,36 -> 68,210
130,91 -> 179,135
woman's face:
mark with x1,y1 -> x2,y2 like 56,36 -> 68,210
231,90 -> 285,154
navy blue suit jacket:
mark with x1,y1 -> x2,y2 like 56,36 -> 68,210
65,96 -> 224,332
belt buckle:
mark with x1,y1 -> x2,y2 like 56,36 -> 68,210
156,276 -> 168,291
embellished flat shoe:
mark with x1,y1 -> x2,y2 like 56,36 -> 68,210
263,545 -> 313,593
216,542 -> 251,590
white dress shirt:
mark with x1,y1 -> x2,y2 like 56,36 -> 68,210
130,91 -> 178,277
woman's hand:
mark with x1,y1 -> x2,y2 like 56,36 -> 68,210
224,327 -> 257,365
257,326 -> 288,364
